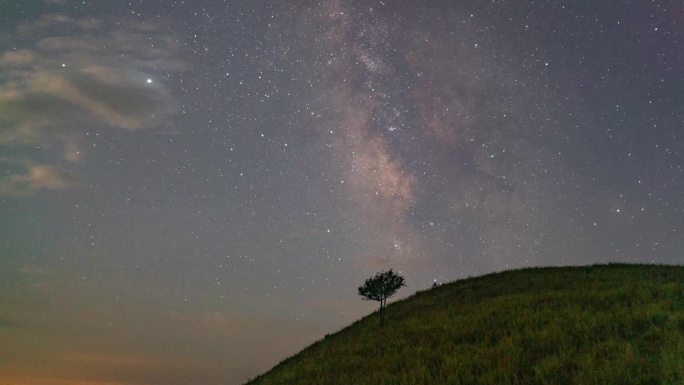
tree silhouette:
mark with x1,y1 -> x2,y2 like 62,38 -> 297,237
358,269 -> 405,326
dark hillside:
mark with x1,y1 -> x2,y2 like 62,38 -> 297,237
247,264 -> 684,385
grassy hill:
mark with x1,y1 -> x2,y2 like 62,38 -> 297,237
247,264 -> 684,385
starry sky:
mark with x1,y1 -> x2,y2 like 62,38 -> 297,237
0,0 -> 682,384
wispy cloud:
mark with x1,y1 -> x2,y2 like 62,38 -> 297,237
0,163 -> 78,196
0,12 -> 186,196
0,153 -> 77,196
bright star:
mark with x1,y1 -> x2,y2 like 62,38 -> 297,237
146,78 -> 153,84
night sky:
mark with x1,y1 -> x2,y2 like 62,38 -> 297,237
1,0 -> 682,384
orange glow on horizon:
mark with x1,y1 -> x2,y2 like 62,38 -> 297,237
0,376 -> 138,385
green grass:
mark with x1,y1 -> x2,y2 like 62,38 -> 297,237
247,264 -> 684,385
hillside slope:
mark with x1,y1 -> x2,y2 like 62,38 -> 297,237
247,264 -> 684,385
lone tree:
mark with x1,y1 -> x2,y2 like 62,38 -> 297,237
358,269 -> 405,326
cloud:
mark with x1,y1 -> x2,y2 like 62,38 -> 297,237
0,12 -> 185,196
0,163 -> 78,196
0,49 -> 36,66
21,165 -> 73,190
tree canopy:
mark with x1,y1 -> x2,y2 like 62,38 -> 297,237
358,269 -> 405,325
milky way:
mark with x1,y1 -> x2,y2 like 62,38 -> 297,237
1,1 -> 682,384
